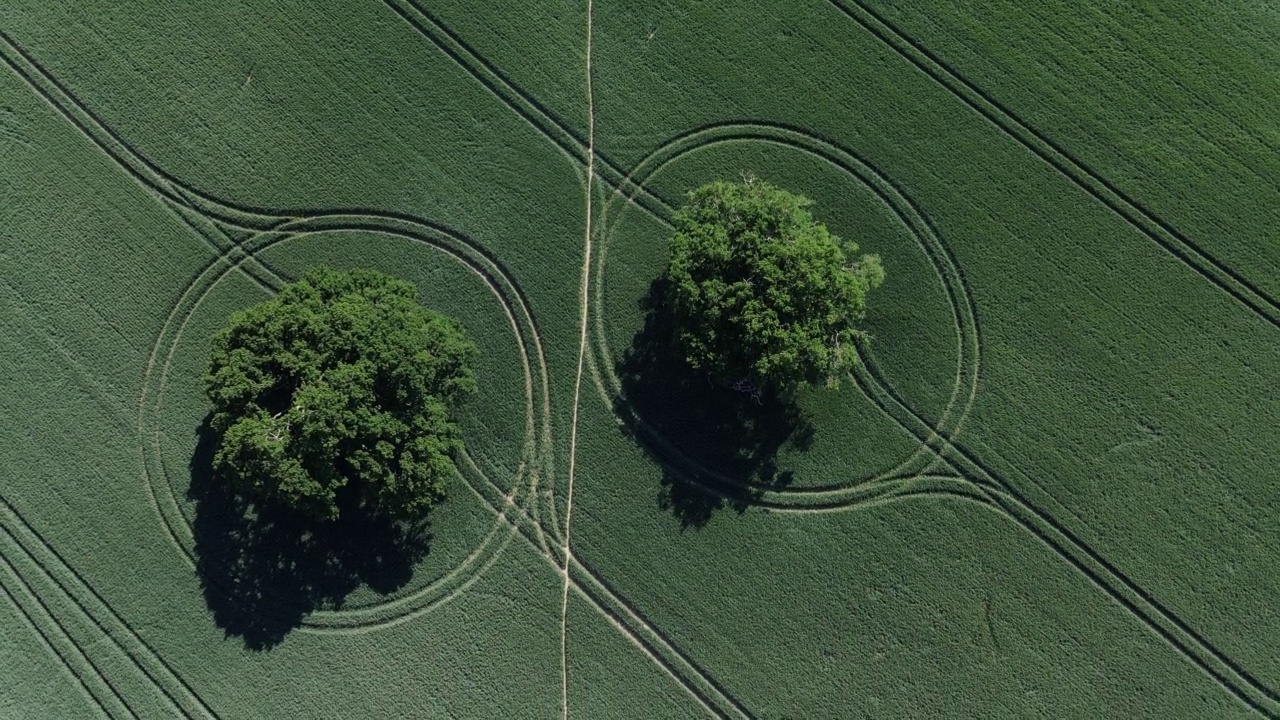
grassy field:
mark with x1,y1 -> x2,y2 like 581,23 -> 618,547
1,0 -> 1277,717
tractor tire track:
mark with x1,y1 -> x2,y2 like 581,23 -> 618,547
244,213 -> 557,554
0,32 -> 280,234
379,0 -> 585,168
569,556 -> 752,720
826,0 -> 1280,332
590,123 -> 982,508
4,24 -> 557,638
376,0 -> 674,229
455,458 -> 750,719
0,30 -> 288,303
3,12 -> 563,706
0,499 -> 217,718
0,550 -> 131,719
460,419 -> 1000,718
143,216 -> 551,633
852,336 -> 1280,716
976,483 -> 1280,718
6,4 -> 1270,714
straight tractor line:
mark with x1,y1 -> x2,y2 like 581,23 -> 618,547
826,0 -> 1280,332
0,498 -> 218,718
853,356 -> 1280,717
0,33 -> 284,294
376,0 -> 674,227
0,548 -> 133,719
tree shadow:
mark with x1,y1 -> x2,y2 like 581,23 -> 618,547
188,417 -> 431,650
614,278 -> 815,530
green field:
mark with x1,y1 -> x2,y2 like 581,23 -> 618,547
1,0 -> 1277,717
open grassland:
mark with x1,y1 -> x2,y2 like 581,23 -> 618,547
1,0 -> 1277,717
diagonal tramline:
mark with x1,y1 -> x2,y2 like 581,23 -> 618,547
826,0 -> 1280,332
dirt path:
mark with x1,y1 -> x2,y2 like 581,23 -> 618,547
560,0 -> 596,717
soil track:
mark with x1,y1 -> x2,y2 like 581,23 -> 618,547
559,0 -> 598,715
3,4 -> 1277,715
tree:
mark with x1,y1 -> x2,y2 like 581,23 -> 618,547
665,179 -> 885,391
204,266 -> 477,521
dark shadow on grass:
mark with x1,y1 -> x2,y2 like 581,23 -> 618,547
614,278 -> 814,530
189,417 -> 431,650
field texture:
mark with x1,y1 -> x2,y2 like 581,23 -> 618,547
0,0 -> 1276,717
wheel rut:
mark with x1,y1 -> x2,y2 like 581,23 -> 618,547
5,7 -> 1273,716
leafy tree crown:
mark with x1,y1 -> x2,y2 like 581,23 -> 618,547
665,179 -> 885,390
204,266 -> 477,520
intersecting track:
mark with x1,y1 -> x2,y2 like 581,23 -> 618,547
0,28 -> 560,716
375,0 -> 1280,338
2,22 -> 752,713
3,1 -> 1277,715
140,214 -> 554,633
589,122 -> 982,510
584,120 -> 1280,714
583,121 -> 1280,714
2,28 -> 562,637
377,0 -> 674,228
459,414 -> 997,719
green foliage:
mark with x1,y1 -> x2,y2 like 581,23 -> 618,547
664,179 -> 885,391
6,0 -> 1280,714
205,267 -> 477,520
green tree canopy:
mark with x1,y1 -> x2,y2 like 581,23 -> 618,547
204,266 -> 477,521
665,179 -> 885,391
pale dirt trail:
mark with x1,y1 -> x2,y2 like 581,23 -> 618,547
560,0 -> 595,717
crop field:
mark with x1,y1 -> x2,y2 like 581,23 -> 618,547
0,0 -> 1277,717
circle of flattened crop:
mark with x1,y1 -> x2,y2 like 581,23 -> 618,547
592,123 -> 980,511
139,212 -> 552,631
